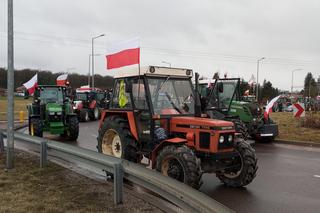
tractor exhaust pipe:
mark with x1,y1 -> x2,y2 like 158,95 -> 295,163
194,72 -> 201,117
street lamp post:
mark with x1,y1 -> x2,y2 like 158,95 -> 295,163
91,34 -> 105,88
7,0 -> 14,169
88,54 -> 101,86
161,61 -> 171,67
291,69 -> 302,94
256,57 -> 266,102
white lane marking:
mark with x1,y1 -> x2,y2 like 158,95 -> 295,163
314,175 -> 320,178
91,134 -> 98,138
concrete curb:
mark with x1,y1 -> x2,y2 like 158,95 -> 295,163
274,139 -> 320,148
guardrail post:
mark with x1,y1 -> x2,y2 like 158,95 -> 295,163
0,131 -> 4,153
40,141 -> 47,168
113,163 -> 123,205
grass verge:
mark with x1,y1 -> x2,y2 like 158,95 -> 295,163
0,96 -> 31,120
0,151 -> 160,213
271,112 -> 320,143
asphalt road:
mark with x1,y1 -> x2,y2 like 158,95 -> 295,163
22,120 -> 320,213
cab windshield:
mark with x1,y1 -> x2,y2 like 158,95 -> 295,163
209,79 -> 238,110
147,77 -> 195,115
76,93 -> 88,101
39,87 -> 64,104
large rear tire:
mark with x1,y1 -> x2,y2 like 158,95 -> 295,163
97,116 -> 139,162
156,145 -> 202,189
29,118 -> 43,137
216,141 -> 257,187
65,116 -> 79,141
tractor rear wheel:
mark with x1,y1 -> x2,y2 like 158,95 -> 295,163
233,120 -> 249,141
65,116 -> 79,141
216,141 -> 257,187
29,118 -> 43,137
156,145 -> 202,189
97,116 -> 139,162
80,109 -> 89,122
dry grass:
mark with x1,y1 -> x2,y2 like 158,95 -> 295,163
270,112 -> 320,143
0,96 -> 31,120
0,151 -> 160,213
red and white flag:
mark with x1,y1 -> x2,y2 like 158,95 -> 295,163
264,95 -> 280,119
248,74 -> 256,86
23,74 -> 38,95
106,37 -> 140,70
56,74 -> 68,86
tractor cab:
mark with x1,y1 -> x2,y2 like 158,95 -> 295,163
98,66 -> 257,189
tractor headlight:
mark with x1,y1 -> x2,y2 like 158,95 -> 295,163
49,112 -> 55,115
228,135 -> 233,142
56,112 -> 62,115
219,136 -> 225,143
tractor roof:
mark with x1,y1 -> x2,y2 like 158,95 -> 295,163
38,85 -> 66,88
114,66 -> 193,79
76,86 -> 102,93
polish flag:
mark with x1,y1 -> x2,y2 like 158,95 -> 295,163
106,37 -> 140,70
56,74 -> 68,86
23,74 -> 38,95
264,95 -> 281,119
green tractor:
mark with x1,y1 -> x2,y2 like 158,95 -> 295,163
198,78 -> 278,142
27,85 -> 79,141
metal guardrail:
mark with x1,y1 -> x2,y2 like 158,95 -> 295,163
0,131 -> 234,213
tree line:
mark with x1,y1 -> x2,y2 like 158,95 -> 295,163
0,68 -> 114,90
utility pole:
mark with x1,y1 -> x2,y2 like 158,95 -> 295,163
91,34 -> 105,88
256,57 -> 265,102
7,0 -> 14,169
88,54 -> 91,86
291,68 -> 302,94
88,54 -> 101,87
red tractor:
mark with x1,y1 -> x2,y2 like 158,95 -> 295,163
73,87 -> 101,122
97,66 -> 257,189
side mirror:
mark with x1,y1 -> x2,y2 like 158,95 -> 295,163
218,82 -> 224,93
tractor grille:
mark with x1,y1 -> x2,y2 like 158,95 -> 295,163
199,132 -> 210,149
48,114 -> 62,122
218,134 -> 234,150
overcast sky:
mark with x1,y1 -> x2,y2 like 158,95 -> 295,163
1,0 -> 320,90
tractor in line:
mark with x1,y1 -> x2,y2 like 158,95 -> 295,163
198,78 -> 279,142
73,87 -> 110,122
27,85 -> 79,141
97,66 -> 258,189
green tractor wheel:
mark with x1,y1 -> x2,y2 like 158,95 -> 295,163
65,116 -> 79,141
29,118 -> 43,137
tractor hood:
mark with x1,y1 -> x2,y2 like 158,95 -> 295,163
46,103 -> 63,113
171,116 -> 234,130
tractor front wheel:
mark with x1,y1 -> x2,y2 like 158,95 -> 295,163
65,116 -> 79,141
80,109 -> 89,122
29,118 -> 43,137
89,107 -> 99,120
97,116 -> 139,162
156,145 -> 202,189
216,141 -> 257,187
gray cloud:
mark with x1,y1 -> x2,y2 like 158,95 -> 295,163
0,0 -> 320,90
